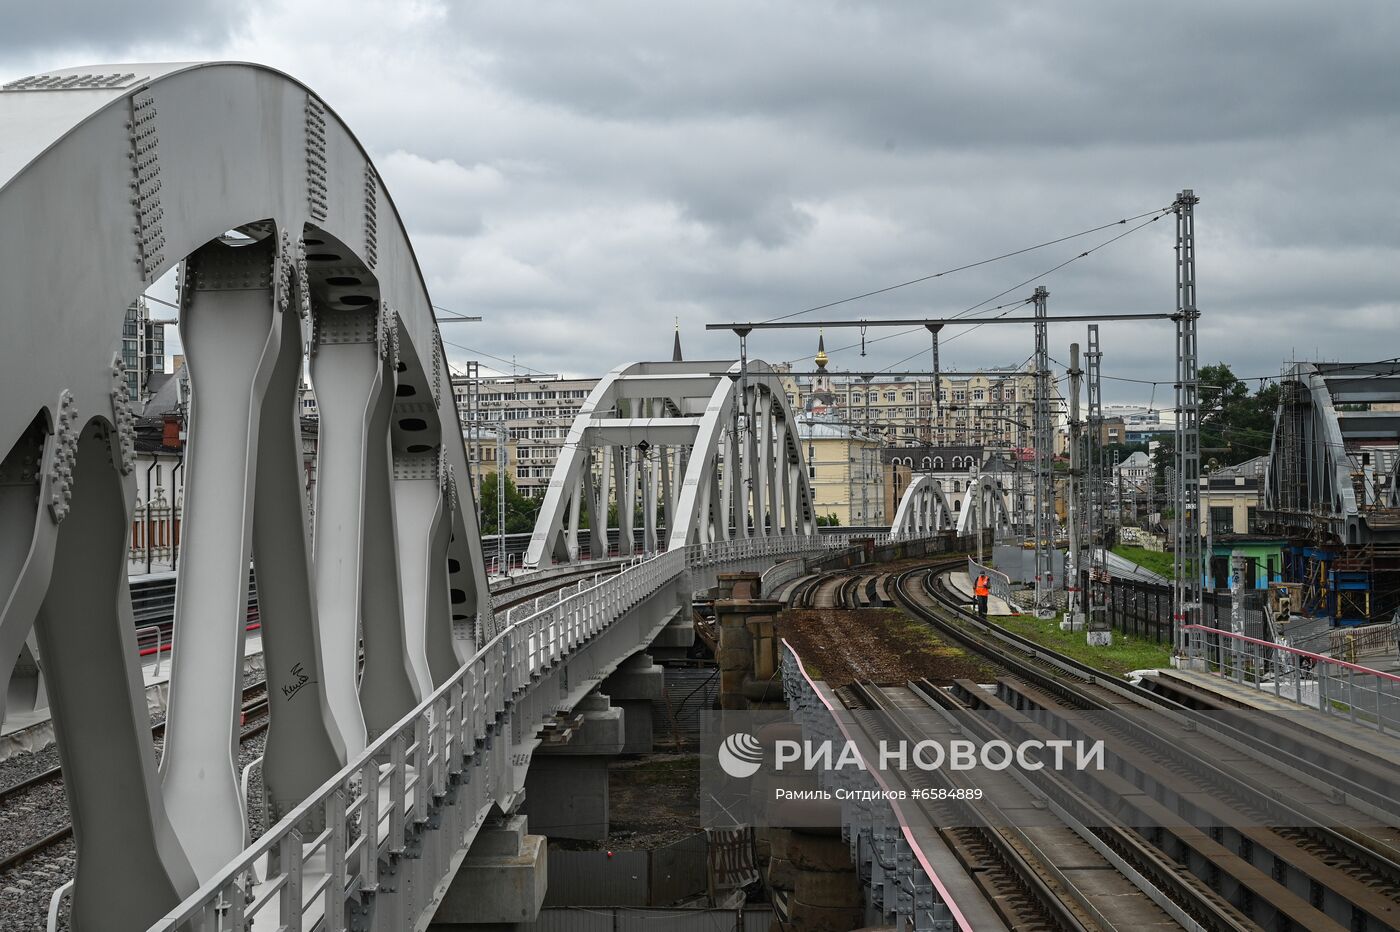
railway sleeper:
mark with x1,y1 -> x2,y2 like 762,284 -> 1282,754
970,676 -> 1400,931
912,569 -> 1400,897
918,679 -> 1258,932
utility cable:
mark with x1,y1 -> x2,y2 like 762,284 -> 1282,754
761,205 -> 1172,323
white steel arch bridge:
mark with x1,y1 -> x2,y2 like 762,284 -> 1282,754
525,359 -> 817,568
0,60 -> 495,927
890,473 -> 1015,538
0,61 -> 957,932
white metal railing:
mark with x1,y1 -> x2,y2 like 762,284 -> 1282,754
680,529 -> 941,570
149,534 -> 868,931
967,558 -> 1017,614
1185,624 -> 1400,733
682,532 -> 831,569
135,623 -> 169,678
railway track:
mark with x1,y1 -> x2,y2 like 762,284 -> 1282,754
783,570 -> 893,610
0,681 -> 269,876
791,558 -> 1400,930
839,678 -> 1245,931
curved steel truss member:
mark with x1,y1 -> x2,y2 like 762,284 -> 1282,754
890,474 -> 957,534
1263,361 -> 1400,546
0,62 -> 491,928
891,473 -> 1013,538
955,473 -> 1015,537
526,360 -> 816,567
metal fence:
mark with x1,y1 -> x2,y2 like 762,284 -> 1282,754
1086,576 -> 1267,645
1097,576 -> 1172,643
653,666 -> 719,744
544,833 -> 707,908
1184,624 -> 1400,733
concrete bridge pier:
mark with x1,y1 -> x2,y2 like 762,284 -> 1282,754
431,815 -> 547,930
603,652 -> 664,753
521,690 -> 626,840
717,594 -> 786,711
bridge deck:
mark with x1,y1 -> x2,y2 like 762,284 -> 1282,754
809,678 -> 1009,931
1152,668 -> 1400,770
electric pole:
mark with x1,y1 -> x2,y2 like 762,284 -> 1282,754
1065,343 -> 1085,629
1032,285 -> 1053,617
1085,325 -> 1110,644
496,422 -> 507,576
1172,189 -> 1203,653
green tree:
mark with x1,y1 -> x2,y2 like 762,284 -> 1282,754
479,472 -> 542,535
816,512 -> 841,527
573,494 -> 618,532
1199,362 -> 1279,466
1149,363 -> 1279,503
1101,441 -> 1148,465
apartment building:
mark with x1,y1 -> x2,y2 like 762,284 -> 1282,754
797,414 -> 886,527
778,355 -> 1061,453
451,374 -> 600,498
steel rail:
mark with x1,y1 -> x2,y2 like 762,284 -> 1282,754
845,680 -> 1102,932
0,685 -> 270,875
890,564 -> 1400,930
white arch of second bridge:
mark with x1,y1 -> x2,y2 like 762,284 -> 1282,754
526,359 -> 817,567
890,474 -> 957,534
891,473 -> 1013,537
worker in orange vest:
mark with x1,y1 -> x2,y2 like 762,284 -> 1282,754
974,573 -> 991,617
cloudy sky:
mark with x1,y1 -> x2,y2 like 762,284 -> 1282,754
4,1 -> 1397,405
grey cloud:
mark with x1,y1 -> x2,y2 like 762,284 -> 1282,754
0,1 -> 1395,401
454,2 -> 1400,148
0,0 -> 246,55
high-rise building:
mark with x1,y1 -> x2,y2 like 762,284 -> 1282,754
121,297 -> 166,402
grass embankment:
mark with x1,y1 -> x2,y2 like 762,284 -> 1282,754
1111,544 -> 1175,579
990,613 -> 1172,678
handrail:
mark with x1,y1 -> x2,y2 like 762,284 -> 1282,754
967,557 -> 1018,615
46,880 -> 73,932
134,623 -> 166,677
1182,623 -> 1400,684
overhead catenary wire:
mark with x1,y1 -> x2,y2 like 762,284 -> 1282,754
761,205 -> 1172,324
788,205 -> 1175,368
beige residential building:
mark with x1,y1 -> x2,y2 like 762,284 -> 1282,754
797,414 -> 886,527
777,340 -> 1061,453
1198,456 -> 1267,537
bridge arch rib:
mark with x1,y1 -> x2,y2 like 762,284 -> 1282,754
954,473 -> 1014,537
0,62 -> 492,925
526,359 -> 817,568
891,474 -> 956,534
